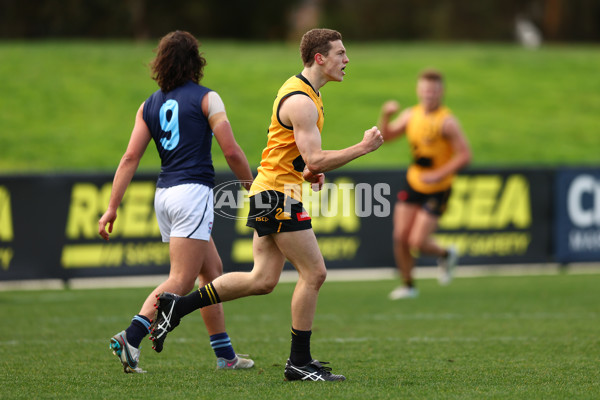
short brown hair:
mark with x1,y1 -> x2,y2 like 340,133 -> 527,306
299,28 -> 343,66
150,31 -> 207,92
419,68 -> 444,84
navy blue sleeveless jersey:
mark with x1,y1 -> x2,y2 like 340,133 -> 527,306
143,81 -> 215,188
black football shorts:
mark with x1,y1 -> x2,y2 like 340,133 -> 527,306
397,174 -> 451,217
246,190 -> 312,237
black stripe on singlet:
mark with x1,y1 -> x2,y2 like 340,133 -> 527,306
275,74 -> 320,131
276,91 -> 310,130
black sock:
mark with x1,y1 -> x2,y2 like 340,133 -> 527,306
290,327 -> 312,366
175,282 -> 221,317
125,314 -> 151,348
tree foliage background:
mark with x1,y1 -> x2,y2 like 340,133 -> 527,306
1,0 -> 599,42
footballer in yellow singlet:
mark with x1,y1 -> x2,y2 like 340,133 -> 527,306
378,68 -> 472,298
406,103 -> 454,194
249,74 -> 324,201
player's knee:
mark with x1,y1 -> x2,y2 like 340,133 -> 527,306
315,272 -> 327,290
199,261 -> 223,283
254,279 -> 278,295
393,230 -> 410,246
304,266 -> 327,290
168,277 -> 196,295
316,267 -> 327,286
407,236 -> 425,251
250,273 -> 279,295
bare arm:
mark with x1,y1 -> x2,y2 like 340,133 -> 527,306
204,93 -> 253,191
212,120 -> 254,190
378,100 -> 411,141
282,94 -> 383,175
421,116 -> 472,184
98,103 -> 151,240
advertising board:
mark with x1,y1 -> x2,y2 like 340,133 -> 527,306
0,168 -> 564,281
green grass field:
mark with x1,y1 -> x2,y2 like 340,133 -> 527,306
1,274 -> 598,399
1,40 -> 599,173
1,40 -> 599,399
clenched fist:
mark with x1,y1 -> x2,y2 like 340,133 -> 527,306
303,166 -> 325,191
362,126 -> 384,153
381,100 -> 400,117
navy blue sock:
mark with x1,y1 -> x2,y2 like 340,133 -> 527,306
210,332 -> 236,360
125,315 -> 151,348
290,327 -> 312,366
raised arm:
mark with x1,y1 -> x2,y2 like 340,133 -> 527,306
282,94 -> 383,175
98,103 -> 152,240
204,92 -> 253,191
378,100 -> 411,141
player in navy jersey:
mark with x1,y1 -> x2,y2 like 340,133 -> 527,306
98,31 -> 254,373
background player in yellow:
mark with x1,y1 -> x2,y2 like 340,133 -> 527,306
379,69 -> 471,299
149,28 -> 383,381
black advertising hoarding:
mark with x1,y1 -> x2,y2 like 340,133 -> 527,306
0,175 -> 72,281
212,171 -> 397,272
0,168 -> 556,282
555,168 -> 600,263
435,169 -> 554,265
216,168 -> 554,271
59,176 -> 170,278
0,174 -> 174,281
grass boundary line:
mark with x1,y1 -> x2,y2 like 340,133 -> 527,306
1,262 -> 599,291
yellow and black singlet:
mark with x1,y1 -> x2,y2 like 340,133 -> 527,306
406,104 -> 454,194
249,74 -> 324,201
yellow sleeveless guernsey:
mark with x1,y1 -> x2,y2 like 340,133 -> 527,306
249,74 -> 324,201
406,104 -> 454,194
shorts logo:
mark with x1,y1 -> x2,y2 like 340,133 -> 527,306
397,190 -> 409,202
275,208 -> 292,221
255,216 -> 269,222
426,198 -> 439,212
296,211 -> 311,221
